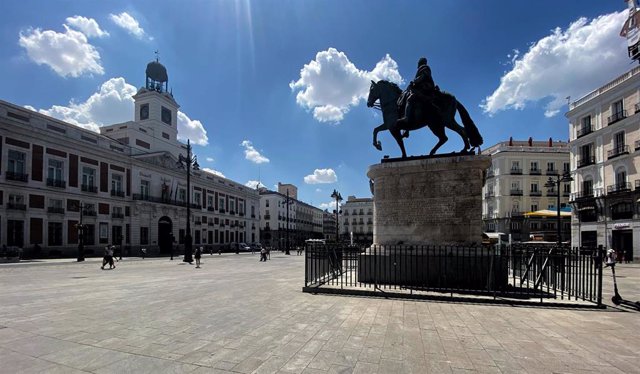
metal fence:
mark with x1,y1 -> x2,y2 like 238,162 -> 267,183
303,243 -> 604,307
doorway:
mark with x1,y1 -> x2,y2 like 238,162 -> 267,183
158,216 -> 173,254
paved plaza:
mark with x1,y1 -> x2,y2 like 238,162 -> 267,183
0,253 -> 639,374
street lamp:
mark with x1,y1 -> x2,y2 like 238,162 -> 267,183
177,139 -> 199,263
331,189 -> 342,243
76,202 -> 86,262
282,190 -> 293,255
545,172 -> 573,244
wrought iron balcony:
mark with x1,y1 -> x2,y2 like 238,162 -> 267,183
546,169 -> 559,175
194,220 -> 202,225
510,189 -> 523,196
251,214 -> 256,218
6,171 -> 29,182
219,209 -> 226,214
530,190 -> 542,196
47,178 -> 66,188
608,110 -> 627,125
264,215 -> 270,219
82,210 -> 97,216
239,212 -> 244,216
577,156 -> 595,168
111,189 -> 125,197
111,212 -> 124,219
484,191 -> 495,198
576,125 -> 594,138
529,169 -> 541,175
607,182 -> 631,194
81,184 -> 98,193
48,207 -> 65,214
563,191 -> 571,197
7,203 -> 26,210
207,206 -> 215,211
230,210 -> 235,215
510,168 -> 523,175
607,145 -> 630,159
509,211 -> 524,218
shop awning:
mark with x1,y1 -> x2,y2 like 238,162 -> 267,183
524,209 -> 571,217
483,232 -> 505,239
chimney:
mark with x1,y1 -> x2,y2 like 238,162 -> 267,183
528,137 -> 532,146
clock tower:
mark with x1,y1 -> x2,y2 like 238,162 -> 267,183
132,58 -> 180,145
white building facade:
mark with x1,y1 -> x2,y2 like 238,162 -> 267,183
340,195 -> 373,245
0,60 -> 259,257
567,66 -> 640,261
482,139 -> 571,242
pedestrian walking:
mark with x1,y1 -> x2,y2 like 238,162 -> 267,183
141,247 -> 147,259
260,247 -> 267,262
194,246 -> 202,268
101,245 -> 116,269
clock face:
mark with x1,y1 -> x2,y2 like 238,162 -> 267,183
161,107 -> 172,125
140,105 -> 149,120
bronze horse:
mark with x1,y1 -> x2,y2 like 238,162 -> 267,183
366,80 -> 482,158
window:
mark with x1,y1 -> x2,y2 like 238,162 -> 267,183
112,174 -> 123,192
84,224 -> 95,245
616,169 -> 627,186
207,195 -> 214,208
179,188 -> 186,202
530,161 -> 538,172
531,204 -> 538,211
582,180 -> 593,195
140,227 -> 149,245
48,159 -> 63,180
49,199 -> 63,209
8,150 -> 26,173
581,115 -> 591,129
140,180 -> 150,198
563,162 -> 570,173
9,194 -> 25,205
194,192 -> 201,206
530,222 -> 540,230
613,99 -> 624,115
7,220 -> 25,247
531,183 -> 538,192
547,162 -> 555,171
239,202 -> 244,214
48,222 -> 63,246
614,132 -> 625,150
82,167 -> 96,187
265,200 -> 269,207
161,106 -> 172,125
99,223 -> 109,244
219,197 -> 225,210
563,184 -> 571,193
511,161 -> 520,170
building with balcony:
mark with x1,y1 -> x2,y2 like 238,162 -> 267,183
0,60 -> 259,256
482,138 -> 571,242
567,65 -> 640,261
258,185 -> 323,249
340,195 -> 373,245
322,210 -> 337,242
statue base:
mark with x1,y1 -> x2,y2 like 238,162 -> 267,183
367,155 -> 491,246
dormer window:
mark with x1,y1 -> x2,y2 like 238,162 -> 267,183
161,106 -> 172,125
140,104 -> 149,120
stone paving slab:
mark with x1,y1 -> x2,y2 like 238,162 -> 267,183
0,253 -> 639,373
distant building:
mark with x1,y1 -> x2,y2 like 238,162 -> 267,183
567,65 -> 640,260
482,138 -> 570,242
258,185 -> 323,248
277,182 -> 297,200
340,195 -> 373,245
323,210 -> 337,242
0,59 -> 259,256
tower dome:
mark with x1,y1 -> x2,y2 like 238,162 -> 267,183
145,60 -> 169,92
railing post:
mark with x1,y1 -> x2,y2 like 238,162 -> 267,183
596,244 -> 603,307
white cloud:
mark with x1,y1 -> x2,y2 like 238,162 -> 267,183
109,12 -> 151,40
205,157 -> 214,162
18,25 -> 104,77
240,140 -> 270,164
304,168 -> 337,184
65,15 -> 109,38
290,48 -> 403,123
202,168 -> 225,178
177,111 -> 208,146
482,11 -> 629,118
245,180 -> 266,189
29,77 -> 208,144
319,201 -> 338,211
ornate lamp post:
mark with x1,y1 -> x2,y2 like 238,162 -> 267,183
76,202 -> 86,262
177,139 -> 199,263
331,189 -> 342,243
545,172 -> 573,244
282,190 -> 293,255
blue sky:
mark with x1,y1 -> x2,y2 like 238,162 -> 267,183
0,1 -> 635,210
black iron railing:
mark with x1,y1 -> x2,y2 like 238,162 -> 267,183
111,213 -> 124,219
111,189 -> 125,197
7,203 -> 27,210
530,190 -> 542,196
47,178 -> 66,188
608,110 -> 627,125
82,210 -> 97,216
81,184 -> 98,193
47,207 -> 65,214
577,157 -> 595,168
607,182 -> 631,194
546,169 -> 559,175
6,171 -> 29,182
577,126 -> 593,138
510,168 -> 522,175
607,145 -> 630,159
304,243 -> 603,307
529,169 -> 542,175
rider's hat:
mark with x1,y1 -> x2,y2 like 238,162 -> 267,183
418,57 -> 427,66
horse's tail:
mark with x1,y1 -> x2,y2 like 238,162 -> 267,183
455,99 -> 483,148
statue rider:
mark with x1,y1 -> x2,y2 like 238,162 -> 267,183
398,57 -> 439,133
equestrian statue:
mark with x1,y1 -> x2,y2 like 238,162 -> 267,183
367,57 -> 483,158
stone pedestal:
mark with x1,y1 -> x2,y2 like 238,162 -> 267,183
367,155 -> 491,246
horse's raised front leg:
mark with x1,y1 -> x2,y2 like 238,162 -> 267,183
373,124 -> 385,151
390,128 -> 408,158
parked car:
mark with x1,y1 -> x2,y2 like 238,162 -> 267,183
238,242 -> 251,252
250,242 -> 263,251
